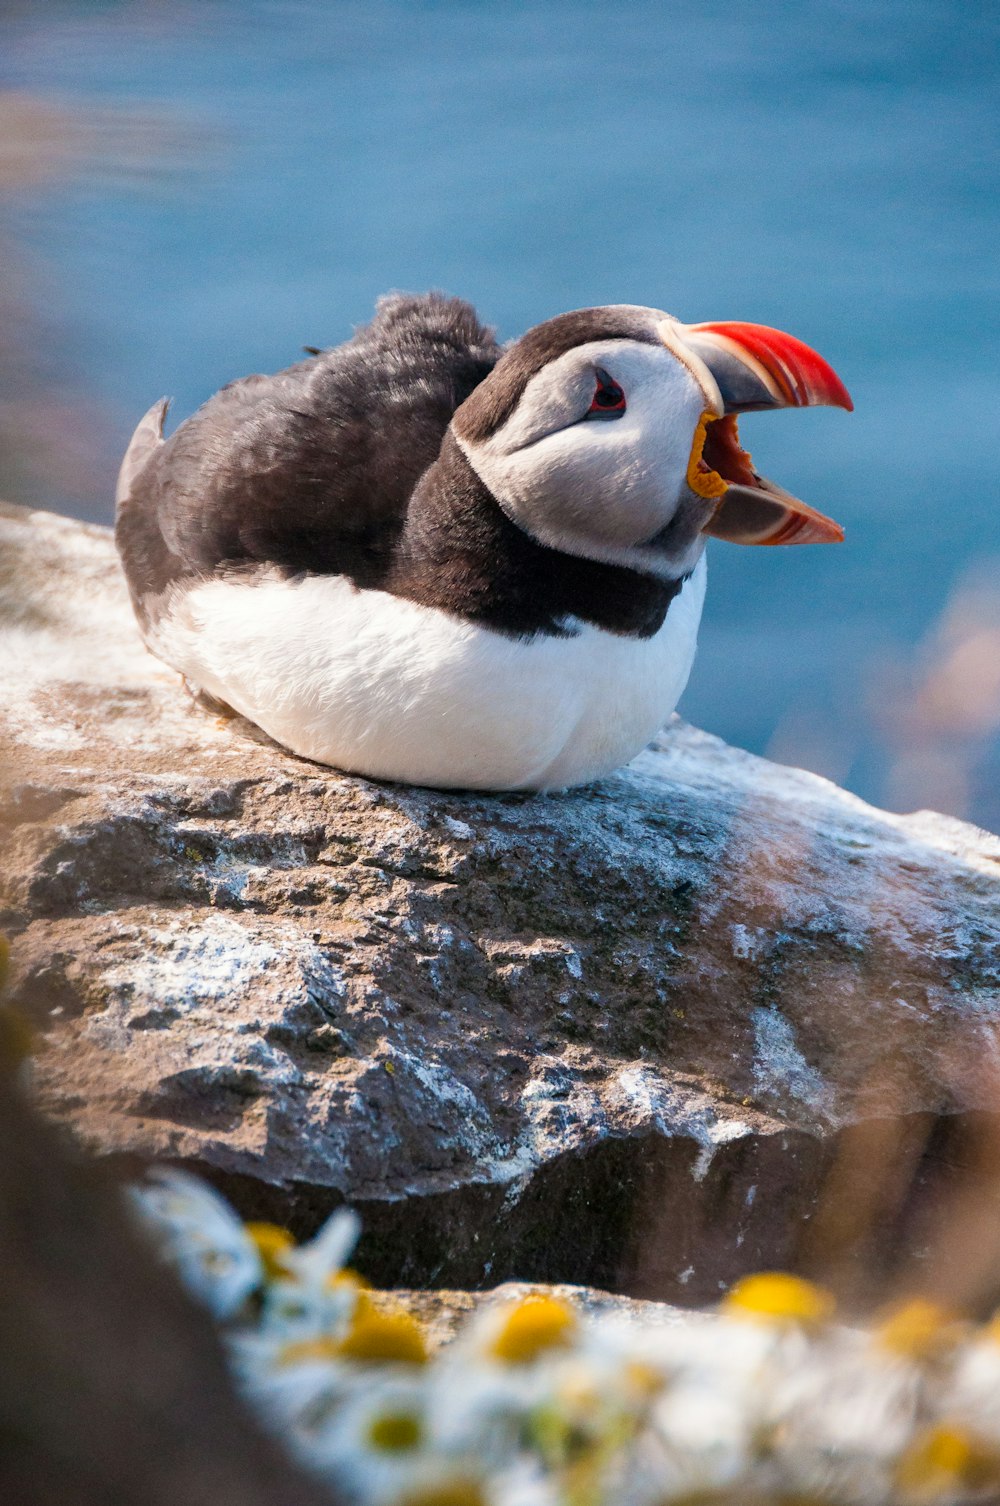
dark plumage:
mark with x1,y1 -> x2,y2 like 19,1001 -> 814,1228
112,290 -> 850,791
116,292 -> 678,640
452,306 -> 662,444
388,432 -> 682,638
116,293 -> 501,620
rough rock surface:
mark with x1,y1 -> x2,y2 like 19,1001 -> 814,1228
374,1282 -> 704,1353
3,501 -> 1000,1305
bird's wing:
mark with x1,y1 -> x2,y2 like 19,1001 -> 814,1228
115,294 -> 501,607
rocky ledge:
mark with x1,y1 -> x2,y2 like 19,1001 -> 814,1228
2,501 -> 999,1306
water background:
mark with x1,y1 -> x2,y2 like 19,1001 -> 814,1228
4,0 -> 999,826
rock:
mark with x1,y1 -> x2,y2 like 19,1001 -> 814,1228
373,1282 -> 704,1353
2,500 -> 1000,1307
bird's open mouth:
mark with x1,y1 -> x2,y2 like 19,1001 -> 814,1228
665,317 -> 851,547
687,410 -> 845,546
687,411 -> 755,500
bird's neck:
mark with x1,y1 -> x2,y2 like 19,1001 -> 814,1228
388,431 -> 684,639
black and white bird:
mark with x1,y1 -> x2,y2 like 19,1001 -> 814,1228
115,294 -> 851,791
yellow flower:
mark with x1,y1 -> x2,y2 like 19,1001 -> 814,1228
721,1272 -> 835,1328
326,1266 -> 373,1294
876,1298 -> 961,1360
490,1295 -> 578,1363
896,1424 -> 1000,1499
278,1335 -> 342,1366
367,1410 -> 423,1452
623,1360 -> 666,1400
400,1484 -> 485,1506
246,1222 -> 296,1280
337,1307 -> 429,1365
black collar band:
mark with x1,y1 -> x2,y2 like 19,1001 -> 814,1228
388,432 -> 686,641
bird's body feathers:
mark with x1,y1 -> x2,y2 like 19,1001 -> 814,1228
150,555 -> 706,791
116,292 -> 849,790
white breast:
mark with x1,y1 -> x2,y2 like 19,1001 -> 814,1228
150,555 -> 707,791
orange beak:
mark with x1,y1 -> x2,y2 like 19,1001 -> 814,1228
660,318 -> 852,546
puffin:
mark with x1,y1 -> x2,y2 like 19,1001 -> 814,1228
115,294 -> 851,791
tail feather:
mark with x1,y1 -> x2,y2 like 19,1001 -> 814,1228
115,398 -> 170,512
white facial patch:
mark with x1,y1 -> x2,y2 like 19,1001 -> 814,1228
456,338 -> 712,574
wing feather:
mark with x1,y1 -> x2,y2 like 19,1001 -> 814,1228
115,294 -> 500,618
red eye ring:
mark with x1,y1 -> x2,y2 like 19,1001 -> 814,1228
587,367 -> 627,417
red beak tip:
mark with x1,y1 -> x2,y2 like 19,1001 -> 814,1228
825,375 -> 854,414
689,320 -> 853,414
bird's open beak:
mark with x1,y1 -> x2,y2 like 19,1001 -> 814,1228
659,319 -> 852,545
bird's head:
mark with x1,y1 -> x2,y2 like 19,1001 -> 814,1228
452,304 -> 852,578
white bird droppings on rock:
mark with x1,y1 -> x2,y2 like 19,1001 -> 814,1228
752,1007 -> 836,1122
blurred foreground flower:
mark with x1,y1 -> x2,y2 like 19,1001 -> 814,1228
132,1170 -> 1000,1506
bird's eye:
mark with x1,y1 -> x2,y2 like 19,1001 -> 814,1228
586,368 -> 627,419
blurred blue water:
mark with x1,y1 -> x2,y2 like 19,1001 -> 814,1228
4,0 -> 999,822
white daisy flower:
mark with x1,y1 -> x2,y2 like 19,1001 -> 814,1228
246,1354 -> 356,1456
284,1204 -> 362,1291
128,1176 -> 1000,1506
489,1458 -> 562,1506
129,1166 -> 263,1320
764,1328 -> 922,1504
648,1379 -> 755,1496
944,1325 -> 1000,1445
300,1372 -> 433,1503
256,1205 -> 363,1342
